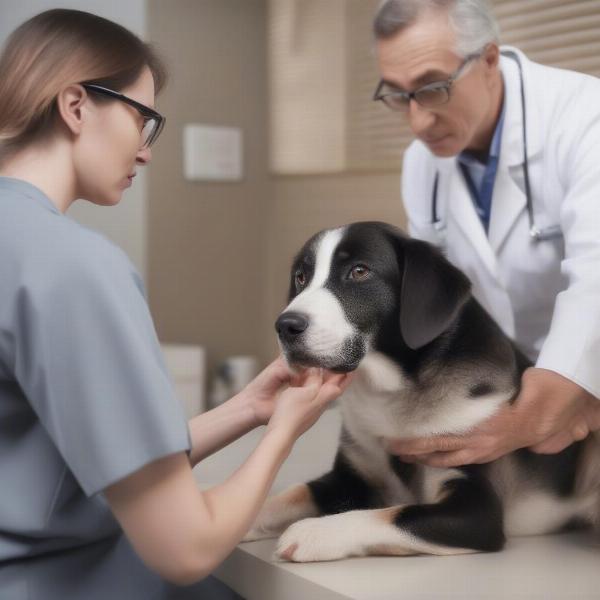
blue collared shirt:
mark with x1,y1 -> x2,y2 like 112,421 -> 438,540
457,97 -> 506,233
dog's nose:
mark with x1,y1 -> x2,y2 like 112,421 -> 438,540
275,312 -> 309,340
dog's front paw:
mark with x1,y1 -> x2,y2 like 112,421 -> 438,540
274,515 -> 360,563
242,526 -> 280,542
242,483 -> 319,543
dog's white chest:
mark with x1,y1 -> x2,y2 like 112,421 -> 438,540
342,351 -> 510,440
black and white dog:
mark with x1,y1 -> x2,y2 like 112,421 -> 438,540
244,222 -> 600,562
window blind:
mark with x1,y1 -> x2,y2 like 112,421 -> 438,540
345,0 -> 412,172
268,0 -> 347,174
269,0 -> 600,175
495,0 -> 600,77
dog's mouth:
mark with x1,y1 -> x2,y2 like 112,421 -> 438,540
286,355 -> 358,373
281,336 -> 366,374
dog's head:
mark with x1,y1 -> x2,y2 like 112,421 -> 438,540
275,222 -> 472,372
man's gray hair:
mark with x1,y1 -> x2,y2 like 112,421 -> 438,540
373,0 -> 500,57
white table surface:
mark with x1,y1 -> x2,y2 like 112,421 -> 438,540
193,406 -> 600,600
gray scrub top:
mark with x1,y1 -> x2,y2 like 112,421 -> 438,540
0,178 -> 238,599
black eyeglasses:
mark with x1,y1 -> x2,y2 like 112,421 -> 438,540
82,83 -> 165,148
373,51 -> 483,112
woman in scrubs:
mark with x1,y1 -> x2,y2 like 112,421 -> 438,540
0,9 -> 351,599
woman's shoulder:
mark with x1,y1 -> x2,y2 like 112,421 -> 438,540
0,195 -> 142,301
45,221 -> 142,298
62,218 -> 135,271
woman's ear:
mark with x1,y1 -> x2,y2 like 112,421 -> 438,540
399,238 -> 471,350
55,84 -> 88,136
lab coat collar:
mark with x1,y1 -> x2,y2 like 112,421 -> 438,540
487,163 -> 526,252
447,165 -> 501,280
433,46 -> 540,274
487,47 -> 538,252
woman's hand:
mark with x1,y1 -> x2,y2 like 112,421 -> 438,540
266,368 -> 353,441
382,368 -> 600,468
239,356 -> 296,427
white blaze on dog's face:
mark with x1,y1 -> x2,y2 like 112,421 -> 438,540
275,225 -> 404,373
276,228 -> 360,372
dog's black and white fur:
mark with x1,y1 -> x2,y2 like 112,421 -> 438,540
243,222 -> 600,563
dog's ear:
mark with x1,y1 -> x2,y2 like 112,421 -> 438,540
399,238 -> 471,350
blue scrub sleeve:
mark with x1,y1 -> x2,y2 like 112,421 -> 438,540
11,243 -> 191,496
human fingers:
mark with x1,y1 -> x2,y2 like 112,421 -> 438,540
383,434 -> 469,456
250,355 -> 294,392
529,429 -> 578,454
287,366 -> 318,388
315,372 -> 354,406
322,370 -> 354,391
269,355 -> 293,378
406,449 -> 476,468
530,409 -> 593,454
582,400 -> 600,432
296,367 -> 323,390
267,357 -> 295,387
570,418 -> 591,442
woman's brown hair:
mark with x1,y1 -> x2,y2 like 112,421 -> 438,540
0,8 -> 167,158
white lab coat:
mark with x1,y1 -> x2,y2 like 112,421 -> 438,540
402,46 -> 600,399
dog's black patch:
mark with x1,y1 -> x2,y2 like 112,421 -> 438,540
389,455 -> 418,488
395,475 -> 505,552
469,382 -> 495,397
515,442 -> 584,498
307,450 -> 383,515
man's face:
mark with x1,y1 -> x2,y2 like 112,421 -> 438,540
375,10 -> 496,157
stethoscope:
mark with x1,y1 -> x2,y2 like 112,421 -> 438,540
431,49 -> 563,243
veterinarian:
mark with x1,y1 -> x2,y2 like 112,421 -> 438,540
373,0 -> 600,468
0,9 -> 351,600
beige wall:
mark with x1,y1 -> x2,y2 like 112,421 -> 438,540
147,0 -> 270,376
147,1 -> 406,377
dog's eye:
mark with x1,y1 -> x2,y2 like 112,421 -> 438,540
349,265 -> 370,281
295,270 -> 306,287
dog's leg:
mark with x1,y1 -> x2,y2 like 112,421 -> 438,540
242,483 -> 320,541
274,473 -> 505,562
243,451 -> 379,542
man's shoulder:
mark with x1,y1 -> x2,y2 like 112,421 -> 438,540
404,139 -> 429,160
519,49 -> 600,100
401,140 -> 441,219
402,140 -> 448,187
403,139 -> 436,174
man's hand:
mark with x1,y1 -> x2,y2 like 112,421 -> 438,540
383,368 -> 600,468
